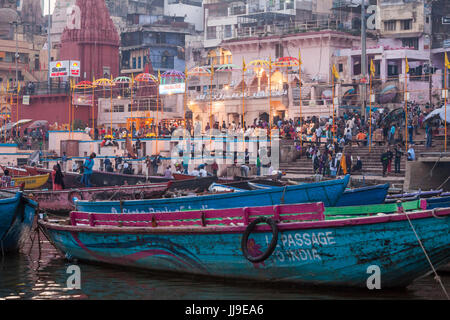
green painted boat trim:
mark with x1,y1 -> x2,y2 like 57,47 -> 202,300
325,199 -> 424,217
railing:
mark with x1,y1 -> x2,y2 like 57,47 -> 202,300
14,81 -> 70,96
234,19 -> 347,39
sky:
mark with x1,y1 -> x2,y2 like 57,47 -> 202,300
43,0 -> 56,15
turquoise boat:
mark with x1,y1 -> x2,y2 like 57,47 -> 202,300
75,175 -> 350,214
39,202 -> 450,288
0,191 -> 37,253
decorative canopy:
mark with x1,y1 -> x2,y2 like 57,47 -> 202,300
114,76 -> 132,84
93,78 -> 115,87
216,64 -> 241,72
273,57 -> 299,68
74,81 -> 96,89
135,73 -> 158,83
188,66 -> 211,77
161,70 -> 185,79
248,59 -> 270,69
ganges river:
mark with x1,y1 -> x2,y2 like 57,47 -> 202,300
0,227 -> 449,300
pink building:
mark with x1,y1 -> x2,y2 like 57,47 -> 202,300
186,30 -> 360,129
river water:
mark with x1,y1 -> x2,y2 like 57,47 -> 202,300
0,230 -> 449,301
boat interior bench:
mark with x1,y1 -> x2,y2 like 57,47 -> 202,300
70,203 -> 326,228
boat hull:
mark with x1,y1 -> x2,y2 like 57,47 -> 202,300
335,184 -> 390,207
75,175 -> 350,213
40,209 -> 450,288
12,174 -> 50,190
26,183 -> 170,214
0,192 -> 37,253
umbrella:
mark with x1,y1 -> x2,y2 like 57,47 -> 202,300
15,119 -> 33,126
0,122 -> 15,132
424,105 -> 450,123
28,120 -> 49,130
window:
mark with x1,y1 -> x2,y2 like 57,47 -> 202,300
138,56 -> 141,69
113,105 -> 124,112
132,57 -> 136,69
402,38 -> 419,50
384,20 -> 396,31
207,27 -> 216,40
401,19 -> 412,31
338,64 -> 343,72
224,25 -> 232,38
275,43 -> 284,59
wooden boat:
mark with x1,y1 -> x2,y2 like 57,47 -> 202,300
0,165 -> 29,177
209,183 -> 246,193
335,184 -> 390,207
426,196 -> 450,209
74,175 -> 350,213
24,166 -> 84,189
386,189 -> 443,200
173,173 -> 196,181
25,166 -> 171,188
26,182 -> 170,214
0,191 -> 37,253
39,202 -> 450,288
90,170 -> 171,187
168,176 -> 217,193
11,174 -> 50,190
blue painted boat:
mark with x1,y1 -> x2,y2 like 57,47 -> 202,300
0,191 -> 37,253
426,196 -> 450,209
74,175 -> 350,213
335,184 -> 390,207
39,204 -> 450,288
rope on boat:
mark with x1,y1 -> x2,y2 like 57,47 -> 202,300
404,212 -> 449,300
436,176 -> 450,191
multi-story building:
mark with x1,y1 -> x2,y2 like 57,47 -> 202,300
120,16 -> 194,74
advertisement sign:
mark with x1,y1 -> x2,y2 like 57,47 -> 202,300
50,61 -> 70,78
50,60 -> 81,78
22,95 -> 30,105
70,61 -> 81,77
159,83 -> 186,95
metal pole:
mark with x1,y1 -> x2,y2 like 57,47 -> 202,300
47,0 -> 51,93
361,0 -> 367,118
15,22 -> 18,91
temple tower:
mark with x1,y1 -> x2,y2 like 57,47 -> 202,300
59,0 -> 120,80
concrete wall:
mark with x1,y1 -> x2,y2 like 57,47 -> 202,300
404,158 -> 450,191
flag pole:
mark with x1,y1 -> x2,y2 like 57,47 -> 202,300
445,60 -> 447,152
369,74 -> 372,152
298,51 -> 302,148
110,76 -> 113,139
184,66 -> 188,130
130,74 -> 134,143
242,59 -> 246,150
405,58 -> 408,153
69,78 -> 72,139
92,77 -> 95,136
332,73 -> 335,143
16,81 -> 19,138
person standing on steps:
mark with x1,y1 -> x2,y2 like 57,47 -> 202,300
394,144 -> 403,174
380,149 -> 389,177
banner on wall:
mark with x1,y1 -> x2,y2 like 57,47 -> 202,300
159,83 -> 186,95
